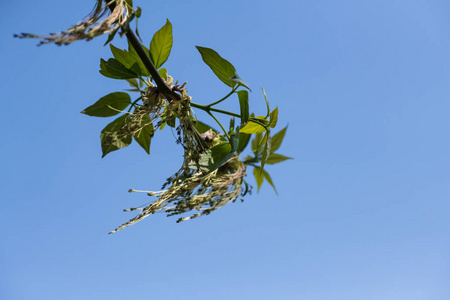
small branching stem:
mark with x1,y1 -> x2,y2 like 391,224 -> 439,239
190,102 -> 241,118
206,86 -> 238,108
128,96 -> 143,112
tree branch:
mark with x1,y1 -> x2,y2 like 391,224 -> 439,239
106,1 -> 181,101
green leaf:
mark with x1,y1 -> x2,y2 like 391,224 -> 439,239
237,90 -> 249,124
196,46 -> 236,87
111,44 -> 151,77
133,115 -> 153,154
110,44 -> 135,69
100,114 -> 132,158
261,168 -> 277,194
81,92 -> 131,117
211,142 -> 232,163
265,153 -> 293,165
237,132 -> 250,154
240,120 -> 266,134
150,19 -> 173,69
269,107 -> 278,128
230,73 -> 251,91
253,166 -> 264,192
271,126 -> 287,153
100,58 -> 139,79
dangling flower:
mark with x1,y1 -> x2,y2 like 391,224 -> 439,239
14,0 -> 134,46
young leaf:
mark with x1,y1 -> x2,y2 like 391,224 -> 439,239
265,153 -> 292,165
150,19 -> 173,69
269,107 -> 278,128
196,46 -> 236,87
100,58 -> 139,79
271,126 -> 287,153
100,114 -> 132,157
240,120 -> 265,134
230,73 -> 251,91
237,90 -> 249,124
133,115 -> 153,154
253,166 -> 264,192
81,92 -> 131,117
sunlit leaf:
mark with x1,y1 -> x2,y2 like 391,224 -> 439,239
196,46 -> 236,87
265,153 -> 292,165
240,120 -> 265,134
150,19 -> 173,69
269,107 -> 278,128
81,92 -> 131,117
271,126 -> 288,153
253,166 -> 264,192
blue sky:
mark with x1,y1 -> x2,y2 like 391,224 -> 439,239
1,0 -> 450,299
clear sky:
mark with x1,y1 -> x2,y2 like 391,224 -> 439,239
1,0 -> 450,299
